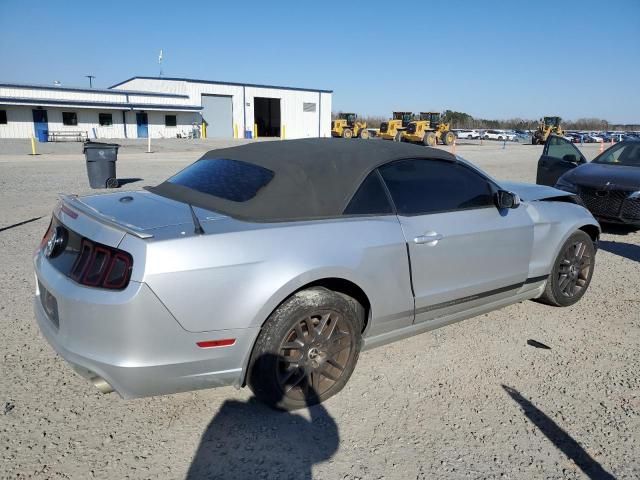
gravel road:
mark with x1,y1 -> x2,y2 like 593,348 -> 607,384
1,140 -> 638,479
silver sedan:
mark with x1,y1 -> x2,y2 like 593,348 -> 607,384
33,139 -> 600,410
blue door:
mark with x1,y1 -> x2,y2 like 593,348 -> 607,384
136,112 -> 148,138
32,109 -> 49,142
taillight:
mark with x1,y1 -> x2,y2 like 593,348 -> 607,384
38,220 -> 53,251
70,238 -> 133,290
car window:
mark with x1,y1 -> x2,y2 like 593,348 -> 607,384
167,158 -> 274,202
344,171 -> 393,215
546,136 -> 582,161
378,159 -> 494,215
594,142 -> 640,166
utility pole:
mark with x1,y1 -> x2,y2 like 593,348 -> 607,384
85,75 -> 95,88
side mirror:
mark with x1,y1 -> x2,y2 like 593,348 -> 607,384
562,154 -> 578,164
495,190 -> 521,209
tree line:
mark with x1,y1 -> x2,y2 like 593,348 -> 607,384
332,110 -> 638,131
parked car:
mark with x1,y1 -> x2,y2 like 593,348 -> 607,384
484,129 -> 516,141
537,135 -> 640,226
513,133 -> 530,143
455,129 -> 481,140
564,133 -> 582,143
34,139 -> 600,410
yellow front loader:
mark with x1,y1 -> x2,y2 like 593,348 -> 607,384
379,112 -> 413,141
331,113 -> 369,139
402,112 -> 456,146
532,116 -> 563,145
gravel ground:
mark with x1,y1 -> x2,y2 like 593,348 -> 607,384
1,140 -> 638,479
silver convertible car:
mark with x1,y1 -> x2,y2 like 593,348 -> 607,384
34,139 -> 599,410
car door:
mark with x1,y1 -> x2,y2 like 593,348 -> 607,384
378,159 -> 534,324
536,135 -> 587,186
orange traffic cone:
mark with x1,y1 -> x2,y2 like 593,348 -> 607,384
599,140 -> 604,153
451,138 -> 456,155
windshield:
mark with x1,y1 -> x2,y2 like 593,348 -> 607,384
593,142 -> 640,166
167,158 -> 275,202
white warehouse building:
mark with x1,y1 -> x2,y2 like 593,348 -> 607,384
0,77 -> 332,141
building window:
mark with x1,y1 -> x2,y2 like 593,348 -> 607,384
303,102 -> 316,112
165,115 -> 177,127
62,112 -> 78,126
0,110 -> 7,124
99,113 -> 113,126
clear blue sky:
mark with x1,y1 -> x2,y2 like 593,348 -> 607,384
1,0 -> 638,122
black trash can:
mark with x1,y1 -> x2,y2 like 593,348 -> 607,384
83,141 -> 120,189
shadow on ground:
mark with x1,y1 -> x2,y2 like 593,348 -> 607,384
502,385 -> 614,480
599,240 -> 640,263
187,354 -> 339,480
116,177 -> 143,187
0,216 -> 43,233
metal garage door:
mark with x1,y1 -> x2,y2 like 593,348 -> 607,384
201,94 -> 233,138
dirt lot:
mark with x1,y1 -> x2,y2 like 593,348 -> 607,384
1,139 -> 638,479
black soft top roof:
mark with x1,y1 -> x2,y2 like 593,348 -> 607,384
148,138 -> 457,222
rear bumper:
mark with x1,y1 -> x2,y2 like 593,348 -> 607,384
33,252 -> 259,398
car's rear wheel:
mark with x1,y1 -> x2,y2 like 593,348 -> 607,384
248,288 -> 363,410
538,231 -> 595,307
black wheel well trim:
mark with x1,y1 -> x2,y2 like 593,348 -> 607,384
240,277 -> 371,387
578,224 -> 600,248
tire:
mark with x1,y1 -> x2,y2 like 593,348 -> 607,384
443,131 -> 455,145
106,177 -> 119,188
423,132 -> 437,147
537,231 -> 595,307
394,131 -> 403,142
342,129 -> 353,139
248,287 -> 363,410
359,129 -> 370,140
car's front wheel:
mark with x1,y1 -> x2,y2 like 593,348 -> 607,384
248,287 -> 363,410
538,230 -> 595,307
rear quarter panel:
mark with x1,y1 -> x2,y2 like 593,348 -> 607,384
137,216 -> 414,334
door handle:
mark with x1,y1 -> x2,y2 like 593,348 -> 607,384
414,231 -> 443,245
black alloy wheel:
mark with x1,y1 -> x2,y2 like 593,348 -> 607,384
556,239 -> 593,299
537,230 -> 596,307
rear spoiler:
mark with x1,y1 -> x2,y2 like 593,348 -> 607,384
59,194 -> 154,239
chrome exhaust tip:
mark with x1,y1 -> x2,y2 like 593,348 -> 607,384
91,376 -> 114,394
